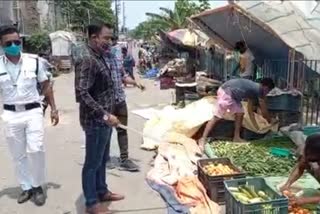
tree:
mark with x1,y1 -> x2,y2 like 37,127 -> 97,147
198,0 -> 211,11
24,31 -> 51,54
131,0 -> 210,40
130,18 -> 167,40
145,0 -> 210,30
146,7 -> 183,30
56,0 -> 115,29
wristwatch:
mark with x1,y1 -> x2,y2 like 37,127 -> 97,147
103,114 -> 109,121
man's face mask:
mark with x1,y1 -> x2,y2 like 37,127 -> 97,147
2,40 -> 22,56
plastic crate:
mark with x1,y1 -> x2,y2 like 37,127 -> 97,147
303,126 -> 320,136
209,120 -> 267,141
266,94 -> 301,112
224,177 -> 288,214
197,158 -> 246,204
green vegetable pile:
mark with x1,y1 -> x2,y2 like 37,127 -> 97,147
210,137 -> 297,176
228,184 -> 274,212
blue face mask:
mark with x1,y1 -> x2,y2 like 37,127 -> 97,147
3,44 -> 21,56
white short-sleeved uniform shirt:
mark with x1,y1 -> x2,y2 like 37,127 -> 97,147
0,53 -> 48,105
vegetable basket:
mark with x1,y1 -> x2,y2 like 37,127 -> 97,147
224,177 -> 288,214
197,158 -> 246,204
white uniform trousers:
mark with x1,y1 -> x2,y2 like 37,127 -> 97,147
2,108 -> 45,191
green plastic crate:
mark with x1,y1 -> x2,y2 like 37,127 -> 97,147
303,126 -> 320,136
224,177 -> 288,214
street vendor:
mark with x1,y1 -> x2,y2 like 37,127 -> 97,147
138,45 -> 148,72
174,51 -> 198,107
233,41 -> 255,80
280,133 -> 320,205
199,78 -> 275,147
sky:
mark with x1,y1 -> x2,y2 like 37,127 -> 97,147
113,0 -> 228,29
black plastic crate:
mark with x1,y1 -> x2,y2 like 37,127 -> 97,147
197,158 -> 246,204
266,94 -> 301,112
224,177 -> 288,214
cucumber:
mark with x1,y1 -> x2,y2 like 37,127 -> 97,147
262,204 -> 273,214
258,191 -> 271,201
228,187 -> 239,192
233,192 -> 250,204
248,197 -> 264,203
239,186 -> 254,199
244,185 -> 259,198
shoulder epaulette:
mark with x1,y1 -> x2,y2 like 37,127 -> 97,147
23,53 -> 38,59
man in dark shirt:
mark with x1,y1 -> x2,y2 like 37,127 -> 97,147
281,133 -> 320,205
74,23 -> 124,214
199,78 -> 274,149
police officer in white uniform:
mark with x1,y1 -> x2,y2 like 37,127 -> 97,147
0,26 -> 59,206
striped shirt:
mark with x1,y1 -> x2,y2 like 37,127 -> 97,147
104,51 -> 126,104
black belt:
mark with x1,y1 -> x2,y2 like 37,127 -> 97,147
3,102 -> 41,112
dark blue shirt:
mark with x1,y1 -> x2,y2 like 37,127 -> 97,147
123,54 -> 135,74
221,78 -> 263,102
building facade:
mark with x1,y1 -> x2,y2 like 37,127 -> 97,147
0,1 -> 15,26
0,0 -> 60,35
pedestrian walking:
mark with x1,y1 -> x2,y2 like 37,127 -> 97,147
104,43 -> 144,172
74,23 -> 124,214
0,25 -> 59,206
122,47 -> 135,80
110,36 -> 122,63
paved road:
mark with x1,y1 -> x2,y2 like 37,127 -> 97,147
0,69 -> 173,213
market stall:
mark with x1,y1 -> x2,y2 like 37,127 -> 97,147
158,28 -> 217,107
141,2 -> 320,213
158,58 -> 186,89
140,97 -> 320,213
190,1 -> 320,127
190,2 -> 320,67
166,28 -> 209,47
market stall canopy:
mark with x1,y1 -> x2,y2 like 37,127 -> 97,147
289,1 -> 320,31
150,34 -> 161,44
191,1 -> 320,71
167,28 -> 209,47
159,30 -> 194,52
49,31 -> 76,56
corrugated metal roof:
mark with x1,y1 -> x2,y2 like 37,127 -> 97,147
238,1 -> 320,61
191,4 -> 290,61
191,1 -> 320,73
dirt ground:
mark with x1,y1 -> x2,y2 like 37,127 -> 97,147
0,71 -> 174,214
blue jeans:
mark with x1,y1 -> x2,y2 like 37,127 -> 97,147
82,125 -> 112,207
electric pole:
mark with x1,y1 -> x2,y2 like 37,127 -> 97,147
122,1 -> 126,34
114,0 -> 120,35
87,9 -> 91,24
